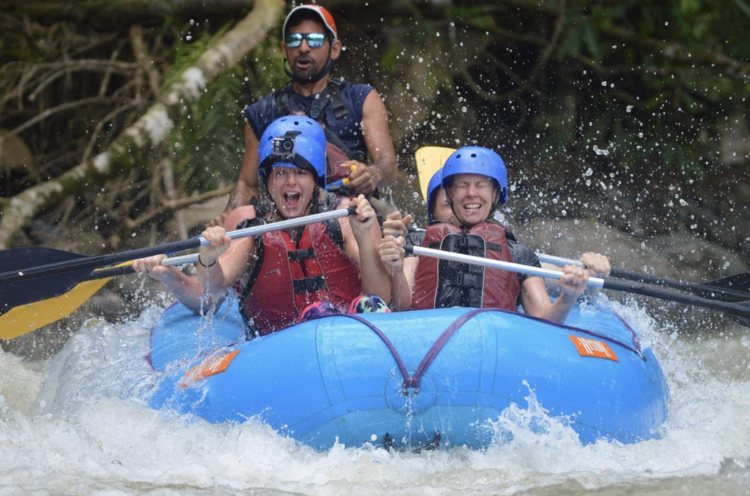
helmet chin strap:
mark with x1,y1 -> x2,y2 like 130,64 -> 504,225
283,42 -> 335,84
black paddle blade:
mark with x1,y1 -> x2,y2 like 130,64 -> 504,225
691,273 -> 750,303
727,301 -> 750,328
0,246 -> 88,273
706,273 -> 750,292
0,265 -> 96,316
0,247 -> 93,316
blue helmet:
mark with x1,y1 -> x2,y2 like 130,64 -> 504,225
426,167 -> 444,223
258,116 -> 327,187
441,146 -> 508,205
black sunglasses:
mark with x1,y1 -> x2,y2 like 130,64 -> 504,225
285,33 -> 327,48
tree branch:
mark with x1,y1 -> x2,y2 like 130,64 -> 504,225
599,25 -> 750,77
3,96 -> 119,139
130,25 -> 161,98
489,0 -> 750,77
124,185 -> 233,230
1,0 -> 259,29
0,0 -> 284,249
460,0 -> 565,104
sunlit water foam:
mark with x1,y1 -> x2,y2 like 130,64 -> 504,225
0,298 -> 748,495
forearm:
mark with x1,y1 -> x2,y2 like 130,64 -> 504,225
197,261 -> 233,292
370,153 -> 397,187
389,267 -> 412,311
225,180 -> 259,212
539,293 -> 578,325
354,233 -> 392,303
164,271 -> 226,314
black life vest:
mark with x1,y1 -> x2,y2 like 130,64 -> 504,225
274,78 -> 366,181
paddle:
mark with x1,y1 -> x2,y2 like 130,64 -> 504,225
405,244 -> 750,327
412,146 -> 750,306
327,165 -> 356,191
538,253 -> 750,303
0,254 -> 206,340
0,262 -> 134,340
0,206 -> 357,326
415,146 -> 456,200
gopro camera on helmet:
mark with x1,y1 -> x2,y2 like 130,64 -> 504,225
271,131 -> 301,158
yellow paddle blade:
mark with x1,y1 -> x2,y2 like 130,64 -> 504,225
415,146 -> 456,200
0,278 -> 114,339
0,261 -> 132,340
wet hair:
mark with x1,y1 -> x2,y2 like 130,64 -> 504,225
285,10 -> 331,40
428,188 -> 441,221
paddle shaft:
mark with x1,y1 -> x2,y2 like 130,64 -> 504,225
85,253 -> 199,281
538,253 -> 750,302
406,245 -> 750,320
0,206 -> 356,287
408,245 -> 602,287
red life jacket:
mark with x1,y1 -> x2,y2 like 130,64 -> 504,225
412,222 -> 520,311
240,221 -> 361,335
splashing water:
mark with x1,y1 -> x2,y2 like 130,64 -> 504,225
0,297 -> 748,495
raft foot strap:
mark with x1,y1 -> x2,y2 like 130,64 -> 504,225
381,431 -> 440,453
413,431 -> 441,454
383,433 -> 393,451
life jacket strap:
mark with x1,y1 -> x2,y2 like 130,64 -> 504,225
274,79 -> 349,121
293,275 -> 326,294
287,248 -> 316,262
429,237 -> 502,253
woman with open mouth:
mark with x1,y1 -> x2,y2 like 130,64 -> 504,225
196,116 -> 391,337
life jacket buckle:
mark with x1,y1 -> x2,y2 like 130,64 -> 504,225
308,106 -> 322,120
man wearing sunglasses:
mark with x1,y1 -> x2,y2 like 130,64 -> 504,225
210,4 -> 397,228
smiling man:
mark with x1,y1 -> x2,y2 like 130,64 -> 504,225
210,5 -> 397,227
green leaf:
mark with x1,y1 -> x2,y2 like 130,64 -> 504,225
380,43 -> 401,77
730,0 -> 750,19
640,5 -> 655,32
582,23 -> 601,61
450,5 -> 498,18
557,24 -> 583,60
679,0 -> 701,14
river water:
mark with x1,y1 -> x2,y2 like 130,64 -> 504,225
2,172 -> 749,495
1,286 -> 749,495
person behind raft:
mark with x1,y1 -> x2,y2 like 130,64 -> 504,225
377,146 -> 610,325
197,116 -> 391,336
209,4 -> 397,227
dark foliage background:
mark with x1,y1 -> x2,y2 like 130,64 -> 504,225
1,0 -> 748,258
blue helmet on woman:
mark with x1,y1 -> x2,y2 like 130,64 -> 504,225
441,146 -> 508,205
258,116 -> 327,187
426,167 -> 444,223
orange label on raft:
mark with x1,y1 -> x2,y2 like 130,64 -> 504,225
568,336 -> 619,362
180,349 -> 241,388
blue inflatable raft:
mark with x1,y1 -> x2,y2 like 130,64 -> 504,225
148,302 -> 668,450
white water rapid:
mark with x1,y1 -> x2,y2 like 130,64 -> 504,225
1,294 -> 748,495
